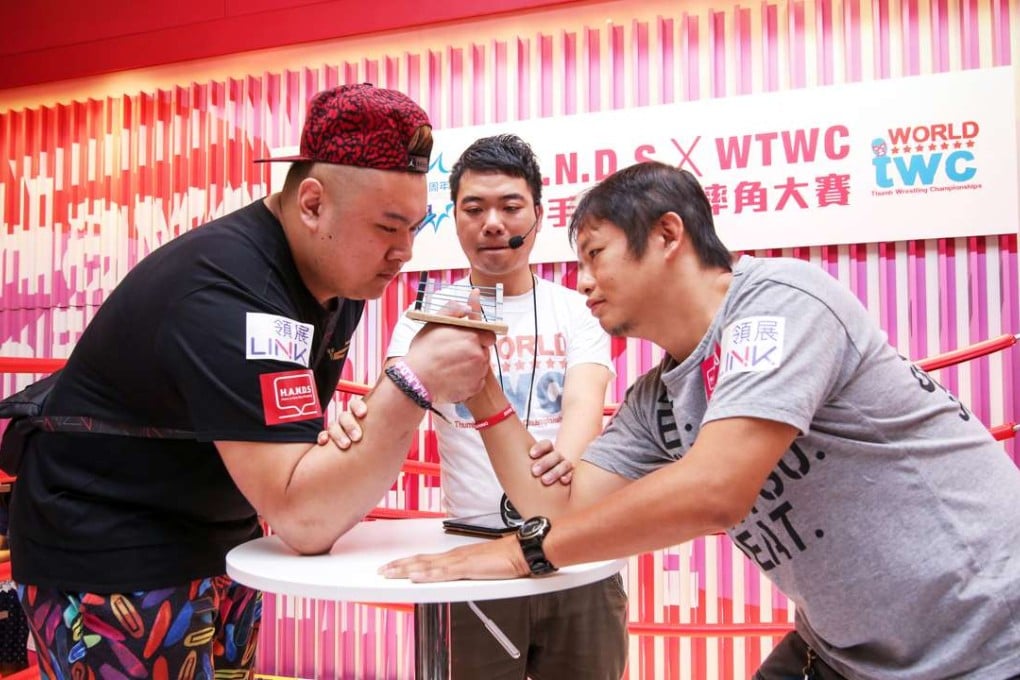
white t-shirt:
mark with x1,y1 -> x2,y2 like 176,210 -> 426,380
387,276 -> 613,516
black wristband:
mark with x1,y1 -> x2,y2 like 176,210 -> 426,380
384,365 -> 449,423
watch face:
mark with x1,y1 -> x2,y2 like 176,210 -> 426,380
519,516 -> 549,539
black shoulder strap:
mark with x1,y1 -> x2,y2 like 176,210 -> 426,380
0,370 -> 194,439
28,416 -> 194,439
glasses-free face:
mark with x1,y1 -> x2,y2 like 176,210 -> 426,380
454,170 -> 542,294
575,219 -> 657,337
304,166 -> 428,302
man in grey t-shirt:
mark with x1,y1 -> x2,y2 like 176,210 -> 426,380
378,161 -> 1020,679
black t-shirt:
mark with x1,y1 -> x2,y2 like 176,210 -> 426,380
10,200 -> 364,592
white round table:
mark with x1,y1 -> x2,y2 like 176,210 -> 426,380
226,517 -> 625,679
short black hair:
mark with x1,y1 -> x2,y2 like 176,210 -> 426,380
281,161 -> 314,196
568,162 -> 732,270
449,134 -> 543,205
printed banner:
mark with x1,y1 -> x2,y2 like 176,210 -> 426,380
269,66 -> 1018,271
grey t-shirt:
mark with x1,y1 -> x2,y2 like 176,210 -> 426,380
584,255 -> 1020,678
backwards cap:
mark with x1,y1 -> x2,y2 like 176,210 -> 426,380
257,83 -> 432,173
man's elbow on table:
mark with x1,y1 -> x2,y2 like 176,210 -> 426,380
218,439 -> 372,556
265,510 -> 364,556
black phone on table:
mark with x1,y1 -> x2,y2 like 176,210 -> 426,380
441,512 -> 517,538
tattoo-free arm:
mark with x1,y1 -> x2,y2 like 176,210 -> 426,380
541,416 -> 798,567
465,371 -> 628,518
381,417 -> 798,582
217,375 -> 429,555
220,319 -> 495,555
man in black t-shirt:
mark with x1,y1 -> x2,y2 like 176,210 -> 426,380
10,84 -> 495,679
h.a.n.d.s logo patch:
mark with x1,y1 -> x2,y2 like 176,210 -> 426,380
719,316 -> 785,379
259,370 -> 321,425
246,312 -> 314,367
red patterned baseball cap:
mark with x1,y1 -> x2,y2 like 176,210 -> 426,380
256,83 -> 432,173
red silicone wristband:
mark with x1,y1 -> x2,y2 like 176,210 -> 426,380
473,404 -> 516,430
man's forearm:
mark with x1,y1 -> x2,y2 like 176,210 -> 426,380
274,379 -> 425,552
539,417 -> 798,568
464,374 -> 573,518
541,455 -> 735,568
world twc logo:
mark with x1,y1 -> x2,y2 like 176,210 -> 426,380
870,121 -> 980,196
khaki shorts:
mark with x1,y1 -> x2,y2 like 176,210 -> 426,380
450,574 -> 629,680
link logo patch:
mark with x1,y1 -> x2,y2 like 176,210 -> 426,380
259,370 -> 321,425
246,312 -> 314,367
720,316 -> 785,378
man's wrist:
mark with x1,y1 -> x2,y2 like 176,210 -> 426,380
389,360 -> 432,402
463,373 -> 505,415
506,536 -> 532,577
383,360 -> 449,423
473,404 -> 515,430
399,355 -> 434,395
516,516 -> 558,576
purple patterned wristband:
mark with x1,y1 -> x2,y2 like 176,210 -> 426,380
391,360 -> 432,403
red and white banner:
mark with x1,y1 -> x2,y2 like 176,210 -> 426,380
269,66 -> 1018,271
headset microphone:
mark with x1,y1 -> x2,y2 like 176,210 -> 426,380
508,218 -> 539,250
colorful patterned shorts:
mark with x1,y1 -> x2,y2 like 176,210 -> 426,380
19,575 -> 261,680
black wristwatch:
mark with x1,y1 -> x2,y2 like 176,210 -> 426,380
516,516 -> 557,576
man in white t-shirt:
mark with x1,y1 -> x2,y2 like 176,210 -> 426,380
386,135 -> 628,679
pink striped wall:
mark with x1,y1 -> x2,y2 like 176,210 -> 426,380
1,0 -> 1017,677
